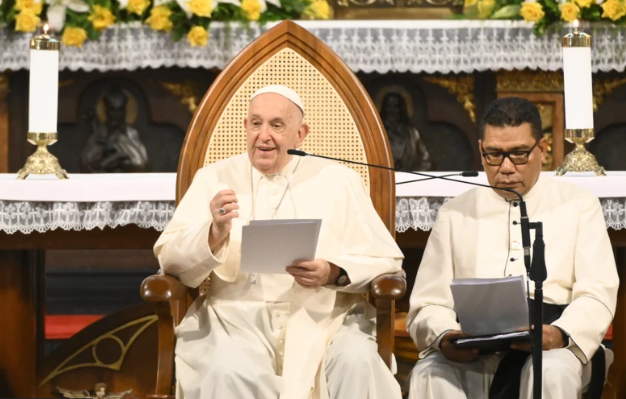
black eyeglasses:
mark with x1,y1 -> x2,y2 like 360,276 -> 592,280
482,140 -> 540,166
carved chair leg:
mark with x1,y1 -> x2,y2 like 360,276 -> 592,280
376,297 -> 396,369
150,301 -> 176,399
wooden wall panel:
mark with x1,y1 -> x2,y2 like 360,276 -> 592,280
0,73 -> 8,173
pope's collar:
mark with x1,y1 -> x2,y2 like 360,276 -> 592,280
250,153 -> 301,183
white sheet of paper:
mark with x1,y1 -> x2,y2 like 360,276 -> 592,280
241,219 -> 322,274
450,275 -> 529,336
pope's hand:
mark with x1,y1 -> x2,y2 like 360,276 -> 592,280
286,259 -> 339,288
209,189 -> 239,251
440,330 -> 479,363
510,325 -> 564,352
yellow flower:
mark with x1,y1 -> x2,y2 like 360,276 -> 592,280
303,0 -> 330,19
187,26 -> 208,47
188,0 -> 213,16
465,0 -> 478,6
127,0 -> 150,15
601,0 -> 626,20
14,0 -> 42,15
560,1 -> 580,21
146,5 -> 173,31
573,0 -> 593,8
241,0 -> 262,21
62,26 -> 88,48
478,0 -> 495,18
15,11 -> 40,32
520,2 -> 545,22
88,5 -> 116,30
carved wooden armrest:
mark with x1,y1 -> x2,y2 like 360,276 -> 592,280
370,270 -> 407,300
141,274 -> 187,302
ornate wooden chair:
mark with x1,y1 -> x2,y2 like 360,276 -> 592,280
140,20 -> 406,398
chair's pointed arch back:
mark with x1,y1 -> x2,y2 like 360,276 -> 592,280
178,20 -> 395,231
205,48 -> 370,192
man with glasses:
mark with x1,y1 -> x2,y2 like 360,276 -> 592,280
406,97 -> 618,399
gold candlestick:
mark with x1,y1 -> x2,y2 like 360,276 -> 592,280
17,25 -> 68,180
17,132 -> 68,179
556,24 -> 606,176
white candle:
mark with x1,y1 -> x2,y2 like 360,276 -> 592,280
28,25 -> 60,133
562,23 -> 594,130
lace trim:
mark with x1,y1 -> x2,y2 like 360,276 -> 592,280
395,197 -> 626,232
0,201 -> 175,234
3,22 -> 626,73
1,197 -> 623,234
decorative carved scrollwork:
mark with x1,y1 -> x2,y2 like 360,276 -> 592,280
593,77 -> 626,113
157,80 -> 199,113
424,75 -> 476,123
496,70 -> 563,93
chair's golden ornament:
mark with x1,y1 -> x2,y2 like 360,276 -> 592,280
555,128 -> 606,176
16,132 -> 69,180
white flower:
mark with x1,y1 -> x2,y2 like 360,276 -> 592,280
596,0 -> 604,4
176,0 -> 217,18
117,0 -> 129,9
45,0 -> 89,32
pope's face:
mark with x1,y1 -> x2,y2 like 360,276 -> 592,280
245,93 -> 308,175
480,123 -> 547,199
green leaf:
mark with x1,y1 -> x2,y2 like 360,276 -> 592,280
171,25 -> 186,41
543,0 -> 559,13
491,4 -> 520,18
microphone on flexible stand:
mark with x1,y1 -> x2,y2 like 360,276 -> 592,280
288,148 -> 545,399
397,171 -> 479,185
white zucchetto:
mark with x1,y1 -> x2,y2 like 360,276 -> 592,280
250,85 -> 305,115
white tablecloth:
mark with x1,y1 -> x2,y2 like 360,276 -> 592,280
1,172 -> 624,233
3,20 -> 626,73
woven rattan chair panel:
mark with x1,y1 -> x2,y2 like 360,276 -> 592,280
203,48 -> 370,191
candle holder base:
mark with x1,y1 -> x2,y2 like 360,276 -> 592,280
16,132 -> 69,180
556,137 -> 606,176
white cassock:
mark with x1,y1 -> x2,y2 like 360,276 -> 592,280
406,175 -> 619,399
154,153 -> 404,399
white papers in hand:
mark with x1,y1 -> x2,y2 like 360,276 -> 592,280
450,275 -> 529,336
241,219 -> 322,274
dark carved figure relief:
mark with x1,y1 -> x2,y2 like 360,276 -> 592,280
379,92 -> 432,171
80,85 -> 149,173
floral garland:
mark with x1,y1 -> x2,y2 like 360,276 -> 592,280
0,0 -> 329,47
464,0 -> 626,34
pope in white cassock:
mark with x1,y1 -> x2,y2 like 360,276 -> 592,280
407,97 -> 619,399
154,85 -> 404,399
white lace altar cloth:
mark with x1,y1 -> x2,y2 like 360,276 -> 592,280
1,172 -> 624,233
3,20 -> 626,73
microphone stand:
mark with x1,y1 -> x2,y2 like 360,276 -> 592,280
288,149 -> 546,399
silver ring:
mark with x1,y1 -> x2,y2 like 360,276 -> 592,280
219,207 -> 226,215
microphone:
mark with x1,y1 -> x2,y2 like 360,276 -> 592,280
397,171 -> 478,185
288,149 -> 533,272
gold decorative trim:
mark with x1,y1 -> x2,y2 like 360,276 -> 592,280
39,315 -> 158,387
496,70 -> 563,93
593,77 -> 626,112
424,75 -> 476,123
158,80 -> 199,113
562,31 -> 592,48
17,132 -> 68,180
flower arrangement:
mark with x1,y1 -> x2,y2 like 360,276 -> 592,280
0,0 -> 330,47
463,0 -> 626,34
